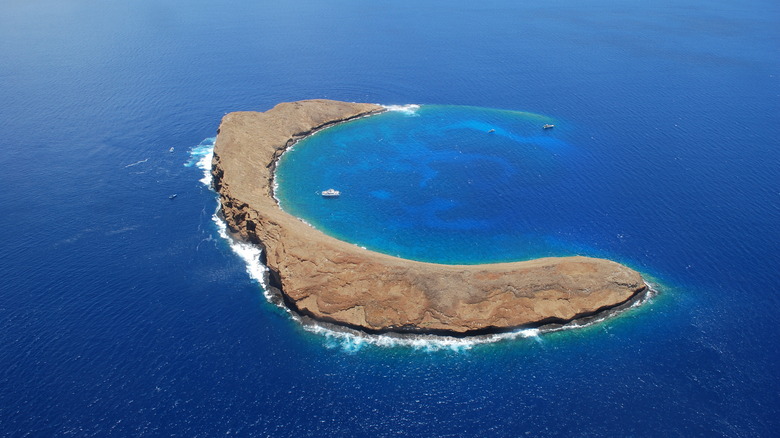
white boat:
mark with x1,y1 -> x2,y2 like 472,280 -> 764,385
543,124 -> 555,129
321,188 -> 340,197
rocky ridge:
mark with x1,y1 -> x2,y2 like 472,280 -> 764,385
211,99 -> 647,335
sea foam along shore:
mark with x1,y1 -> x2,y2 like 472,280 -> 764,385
382,103 -> 420,115
188,132 -> 655,351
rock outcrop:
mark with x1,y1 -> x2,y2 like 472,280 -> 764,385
211,99 -> 647,335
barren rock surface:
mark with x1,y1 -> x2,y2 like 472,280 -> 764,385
211,99 -> 647,335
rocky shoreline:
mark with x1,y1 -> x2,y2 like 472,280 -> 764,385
211,99 -> 648,336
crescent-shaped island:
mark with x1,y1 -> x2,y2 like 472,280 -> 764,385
211,99 -> 648,336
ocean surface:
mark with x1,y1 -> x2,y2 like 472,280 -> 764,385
1,0 -> 778,436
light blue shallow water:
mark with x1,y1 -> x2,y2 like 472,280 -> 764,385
1,0 -> 778,436
276,105 -> 581,264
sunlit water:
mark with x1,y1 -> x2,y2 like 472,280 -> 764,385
1,0 -> 778,435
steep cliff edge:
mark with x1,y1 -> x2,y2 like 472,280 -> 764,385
211,99 -> 647,335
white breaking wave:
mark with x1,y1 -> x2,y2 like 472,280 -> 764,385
211,208 -> 271,294
186,137 -> 270,293
382,104 -> 420,115
185,137 -> 216,186
302,323 -> 544,353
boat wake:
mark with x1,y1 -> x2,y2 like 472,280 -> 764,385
125,158 -> 149,168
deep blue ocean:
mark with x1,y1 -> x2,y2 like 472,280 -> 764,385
1,0 -> 778,436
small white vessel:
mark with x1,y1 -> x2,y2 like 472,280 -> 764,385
543,124 -> 555,129
321,188 -> 340,197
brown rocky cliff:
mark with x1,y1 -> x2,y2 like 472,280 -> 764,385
211,99 -> 647,335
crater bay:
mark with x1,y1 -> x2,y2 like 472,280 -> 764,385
275,103 -> 575,264
212,99 -> 648,336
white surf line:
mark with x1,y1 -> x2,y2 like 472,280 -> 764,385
382,104 -> 421,115
300,322 -> 544,353
211,205 -> 272,295
184,137 -> 216,186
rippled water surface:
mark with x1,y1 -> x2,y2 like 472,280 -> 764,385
1,0 -> 778,436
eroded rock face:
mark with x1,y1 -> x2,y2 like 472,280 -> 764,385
211,99 -> 647,335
